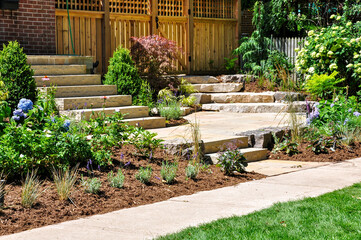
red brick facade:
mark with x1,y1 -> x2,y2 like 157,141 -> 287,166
0,0 -> 56,54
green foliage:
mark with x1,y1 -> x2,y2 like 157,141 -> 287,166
0,41 -> 37,110
185,162 -> 200,180
0,80 -> 8,101
160,161 -> 178,184
295,19 -> 361,95
129,128 -> 163,158
158,78 -> 197,108
104,47 -> 144,100
304,71 -> 345,100
107,169 -> 125,188
21,169 -> 42,208
178,78 -> 198,96
224,57 -> 238,71
135,166 -> 152,184
133,80 -> 154,111
81,176 -> 102,194
216,149 -> 248,176
52,165 -> 79,201
272,133 -> 299,156
157,99 -> 182,120
307,136 -> 332,154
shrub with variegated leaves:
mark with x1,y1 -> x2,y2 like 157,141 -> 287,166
295,16 -> 361,95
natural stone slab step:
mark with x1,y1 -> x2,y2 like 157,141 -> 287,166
190,93 -> 212,104
123,117 -> 166,130
205,148 -> 268,165
202,102 -> 308,113
203,136 -> 248,154
180,75 -> 219,84
39,85 -> 117,98
192,83 -> 243,93
27,55 -> 93,71
35,74 -> 101,87
60,106 -> 149,121
32,65 -> 87,75
210,92 -> 275,103
56,95 -> 132,111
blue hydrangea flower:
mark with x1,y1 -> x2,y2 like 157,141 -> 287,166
354,111 -> 361,117
63,120 -> 71,130
13,109 -> 25,117
12,115 -> 20,121
348,108 -> 352,113
17,99 -> 33,113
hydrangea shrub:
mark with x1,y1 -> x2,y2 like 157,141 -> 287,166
296,17 -> 361,95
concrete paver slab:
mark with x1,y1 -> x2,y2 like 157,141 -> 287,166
2,158 -> 361,240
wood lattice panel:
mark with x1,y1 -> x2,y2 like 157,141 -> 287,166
109,0 -> 149,14
193,0 -> 235,19
56,0 -> 103,11
158,0 -> 183,17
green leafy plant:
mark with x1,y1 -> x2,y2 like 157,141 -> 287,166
224,57 -> 238,71
160,162 -> 178,184
129,128 -> 163,158
81,176 -> 102,194
217,149 -> 248,176
52,165 -> 79,201
135,166 -> 152,184
304,71 -> 345,100
185,162 -> 200,180
0,41 -> 37,110
307,137 -> 332,154
272,133 -> 299,156
107,169 -> 125,188
157,99 -> 183,120
133,80 -> 154,111
21,169 -> 43,208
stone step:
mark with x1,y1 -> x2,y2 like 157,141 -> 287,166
60,106 -> 149,121
39,85 -> 117,98
27,55 -> 93,71
202,102 -> 308,113
32,65 -> 87,75
180,75 -> 219,84
35,74 -> 101,87
210,92 -> 275,103
203,136 -> 248,154
192,83 -> 243,93
205,148 -> 269,164
55,95 -> 132,111
123,117 -> 166,130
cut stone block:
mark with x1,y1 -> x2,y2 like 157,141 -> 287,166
236,127 -> 287,149
190,93 -> 212,104
123,117 -> 166,129
203,136 -> 248,154
180,75 -> 219,84
202,102 -> 308,113
273,92 -> 306,102
210,92 -> 275,103
32,65 -> 87,75
56,95 -> 132,111
35,74 -> 101,87
192,83 -> 243,93
60,106 -> 149,121
220,74 -> 255,83
205,148 -> 268,164
39,85 -> 117,98
27,55 -> 93,72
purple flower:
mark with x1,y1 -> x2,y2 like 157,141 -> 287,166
344,118 -> 349,125
155,176 -> 161,180
98,165 -> 101,171
51,117 -> 56,123
63,120 -> 71,131
149,150 -> 153,160
120,153 -> 124,160
88,159 -> 92,165
354,111 -> 361,117
124,161 -> 131,167
330,103 -> 335,108
349,108 -> 352,113
12,115 -> 20,121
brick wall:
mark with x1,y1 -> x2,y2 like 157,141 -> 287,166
0,0 -> 56,55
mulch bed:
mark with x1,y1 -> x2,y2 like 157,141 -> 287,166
0,145 -> 265,236
166,118 -> 189,127
269,142 -> 361,162
243,81 -> 282,93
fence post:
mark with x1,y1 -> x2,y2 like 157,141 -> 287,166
103,0 -> 111,73
185,0 -> 194,74
235,0 -> 242,41
150,0 -> 158,35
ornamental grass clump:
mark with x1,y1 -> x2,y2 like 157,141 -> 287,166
81,177 -> 101,194
107,169 -> 125,188
160,162 -> 178,184
21,169 -> 43,208
135,166 -> 152,184
52,165 -> 79,201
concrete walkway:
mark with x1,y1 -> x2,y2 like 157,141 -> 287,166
2,158 -> 361,240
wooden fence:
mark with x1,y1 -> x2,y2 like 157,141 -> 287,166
55,0 -> 242,74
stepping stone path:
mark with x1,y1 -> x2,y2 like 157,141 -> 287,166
28,55 -> 166,129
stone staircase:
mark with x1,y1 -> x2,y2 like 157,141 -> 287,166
183,75 -> 308,114
27,55 -> 166,129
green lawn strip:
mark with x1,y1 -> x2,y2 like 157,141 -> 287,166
157,183 -> 361,240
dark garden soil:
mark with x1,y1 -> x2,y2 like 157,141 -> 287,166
269,142 -> 361,162
243,81 -> 282,93
166,118 -> 189,127
0,145 -> 265,236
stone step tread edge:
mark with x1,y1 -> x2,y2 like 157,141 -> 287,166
123,117 -> 166,129
205,148 -> 269,165
34,74 -> 102,86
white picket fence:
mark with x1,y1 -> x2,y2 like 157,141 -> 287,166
270,37 -> 306,81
